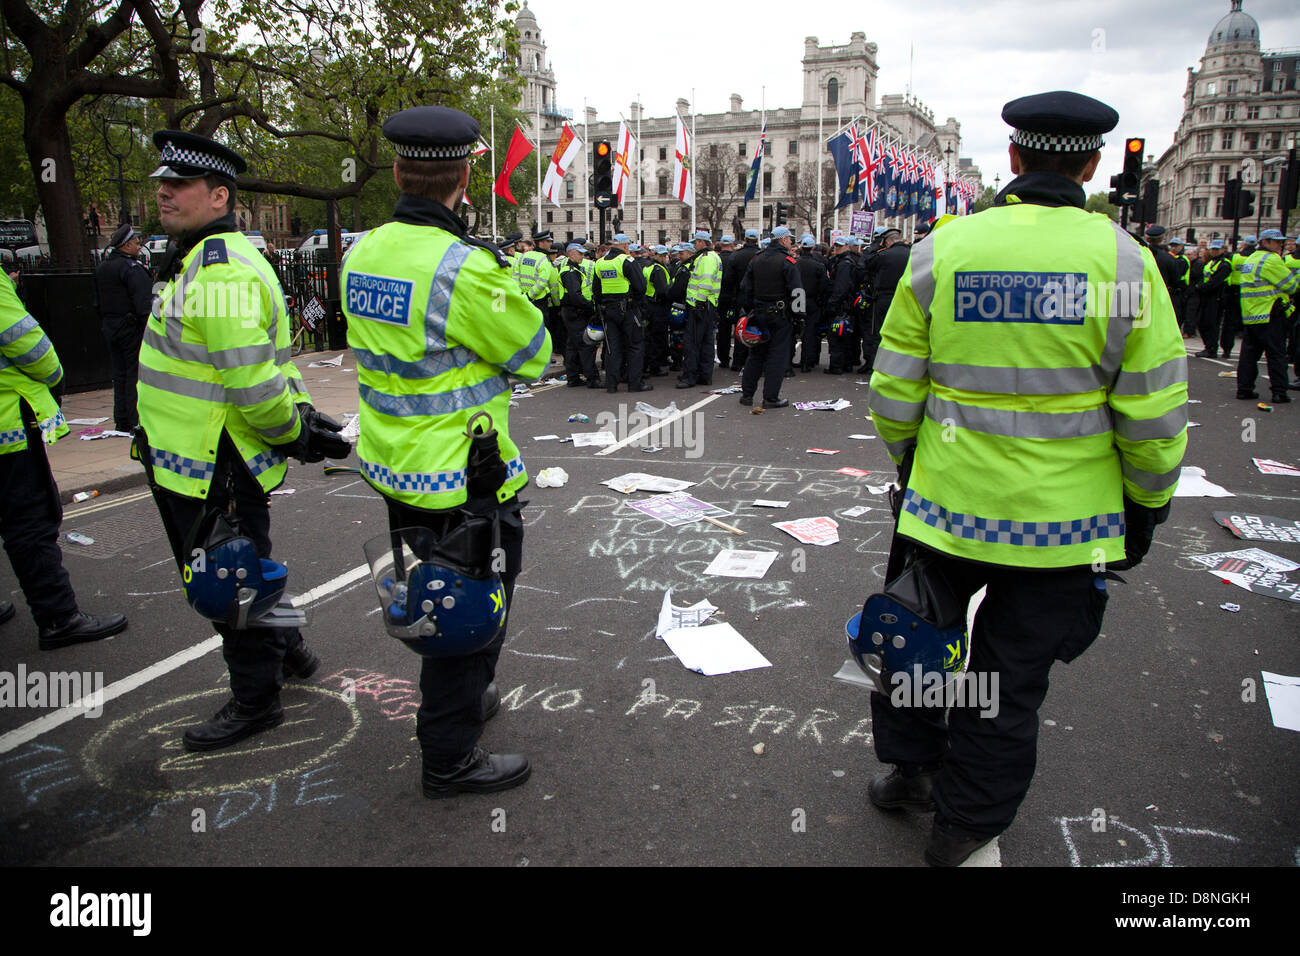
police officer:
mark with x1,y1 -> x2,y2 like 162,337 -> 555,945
138,130 -> 344,750
1166,236 -> 1192,335
865,91 -> 1187,865
715,232 -> 737,369
642,245 -> 672,377
94,223 -> 153,433
861,228 -> 910,376
593,233 -> 650,393
344,106 -> 551,797
1235,228 -> 1299,404
1196,239 -> 1232,358
721,229 -> 761,371
795,233 -> 829,372
824,235 -> 857,374
676,230 -> 722,388
1145,226 -> 1185,333
557,241 -> 599,388
1222,234 -> 1257,359
0,274 -> 128,648
737,225 -> 803,408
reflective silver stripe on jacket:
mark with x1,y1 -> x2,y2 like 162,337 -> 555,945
424,242 -> 474,351
0,314 -> 39,347
359,374 -> 509,417
353,344 -> 478,380
926,394 -> 1113,439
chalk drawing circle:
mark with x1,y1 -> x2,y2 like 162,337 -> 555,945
81,686 -> 362,801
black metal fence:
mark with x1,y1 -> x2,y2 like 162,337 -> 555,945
5,250 -> 344,393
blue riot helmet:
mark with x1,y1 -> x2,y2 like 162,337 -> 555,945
668,303 -> 687,329
182,534 -> 291,629
845,555 -> 969,696
365,528 -> 507,658
583,322 -> 605,344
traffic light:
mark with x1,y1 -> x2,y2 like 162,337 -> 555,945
1237,187 -> 1255,220
593,140 -> 613,208
1124,138 -> 1144,177
775,202 -> 789,226
1109,138 -> 1144,207
1281,155 -> 1300,212
1140,179 -> 1159,223
1223,178 -> 1240,219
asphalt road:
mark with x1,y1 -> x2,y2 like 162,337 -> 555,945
1,349 -> 1297,868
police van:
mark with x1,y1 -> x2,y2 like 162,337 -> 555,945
297,229 -> 363,254
0,220 -> 42,263
243,230 -> 269,253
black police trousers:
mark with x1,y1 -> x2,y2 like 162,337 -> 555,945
679,302 -> 717,386
1236,307 -> 1291,397
717,304 -> 746,369
740,308 -> 792,403
799,311 -> 823,370
385,495 -> 524,767
152,436 -> 302,706
827,316 -> 859,373
643,303 -> 670,373
103,318 -> 144,432
561,306 -> 599,384
601,299 -> 645,389
870,548 -> 1106,839
860,303 -> 889,373
0,405 -> 78,629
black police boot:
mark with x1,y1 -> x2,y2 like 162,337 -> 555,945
283,640 -> 320,681
587,380 -> 603,389
924,820 -> 995,867
182,697 -> 284,752
38,611 -> 128,651
739,395 -> 753,406
482,683 -> 501,721
0,601 -> 14,626
629,383 -> 654,392
1271,392 -> 1292,404
422,747 -> 531,799
762,398 -> 790,409
1236,390 -> 1259,400
566,376 -> 586,388
868,767 -> 938,812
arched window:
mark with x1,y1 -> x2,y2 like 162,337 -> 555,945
534,53 -> 541,71
827,77 -> 838,107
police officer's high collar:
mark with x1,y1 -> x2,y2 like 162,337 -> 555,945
393,194 -> 467,235
996,171 -> 1086,209
156,212 -> 237,282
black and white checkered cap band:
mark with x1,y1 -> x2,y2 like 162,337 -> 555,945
393,142 -> 473,160
1010,129 -> 1104,153
158,142 -> 238,178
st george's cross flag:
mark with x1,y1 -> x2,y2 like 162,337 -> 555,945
542,122 -> 584,208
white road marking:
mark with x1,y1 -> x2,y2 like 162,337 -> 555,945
64,489 -> 153,520
595,392 -> 721,456
0,562 -> 371,755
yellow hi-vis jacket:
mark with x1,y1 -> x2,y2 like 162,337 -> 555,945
137,230 -> 309,498
0,275 -> 66,453
344,215 -> 551,511
868,204 -> 1188,568
1238,250 -> 1299,323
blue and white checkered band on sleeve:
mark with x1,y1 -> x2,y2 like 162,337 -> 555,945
158,142 -> 238,178
394,142 -> 474,160
1010,129 -> 1104,153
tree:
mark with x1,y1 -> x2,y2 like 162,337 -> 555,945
1085,190 -> 1120,221
692,142 -> 746,241
971,185 -> 997,214
1,0 -> 184,263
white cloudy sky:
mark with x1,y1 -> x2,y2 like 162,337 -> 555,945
520,0 -> 1300,190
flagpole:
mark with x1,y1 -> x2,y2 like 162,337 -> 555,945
535,97 -> 541,231
583,98 -> 590,240
636,94 -> 643,244
491,105 -> 498,239
758,86 -> 765,237
816,92 -> 824,244
690,88 -> 697,236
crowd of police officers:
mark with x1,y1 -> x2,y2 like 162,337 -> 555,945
488,220 -> 951,406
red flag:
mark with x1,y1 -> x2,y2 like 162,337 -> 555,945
494,125 -> 534,206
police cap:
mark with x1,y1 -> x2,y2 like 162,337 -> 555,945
720,234 -> 735,244
1208,239 -> 1225,249
1241,234 -> 1257,244
503,231 -> 523,247
693,229 -> 711,242
771,226 -> 792,240
799,233 -> 815,248
1145,225 -> 1166,239
150,130 -> 246,180
107,223 -> 137,248
744,228 -> 759,240
382,106 -> 480,161
1001,91 -> 1118,153
532,228 -> 553,242
915,221 -> 932,235
1259,228 -> 1285,242
831,235 -> 849,247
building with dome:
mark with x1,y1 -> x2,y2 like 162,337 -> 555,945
1153,0 -> 1300,244
504,3 -> 981,245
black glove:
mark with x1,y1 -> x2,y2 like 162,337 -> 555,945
282,405 -> 350,464
1117,496 -> 1170,569
889,446 -> 916,520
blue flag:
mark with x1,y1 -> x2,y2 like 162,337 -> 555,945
744,126 -> 766,205
827,130 -> 861,211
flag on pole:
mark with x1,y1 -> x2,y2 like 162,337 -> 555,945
542,122 -> 584,209
826,127 -> 861,211
472,139 -> 490,158
613,120 -> 637,206
744,124 -> 767,205
493,125 -> 533,206
673,114 -> 694,206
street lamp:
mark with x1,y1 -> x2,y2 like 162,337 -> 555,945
101,118 -> 136,227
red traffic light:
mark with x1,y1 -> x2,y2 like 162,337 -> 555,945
595,142 -> 610,157
1126,138 -> 1143,154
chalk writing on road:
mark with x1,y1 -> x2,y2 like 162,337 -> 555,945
1055,815 -> 1243,867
